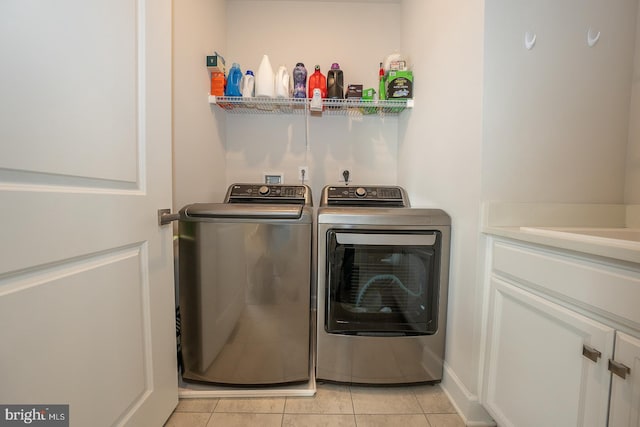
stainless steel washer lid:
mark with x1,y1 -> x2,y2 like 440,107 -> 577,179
179,203 -> 313,223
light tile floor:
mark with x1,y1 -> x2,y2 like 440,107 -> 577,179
164,382 -> 465,427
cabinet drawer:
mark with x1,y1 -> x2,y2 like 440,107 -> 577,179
491,239 -> 640,327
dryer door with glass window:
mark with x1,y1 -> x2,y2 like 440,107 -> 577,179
325,230 -> 441,336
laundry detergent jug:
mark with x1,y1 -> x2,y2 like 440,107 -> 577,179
255,54 -> 275,98
308,65 -> 327,99
241,70 -> 255,98
327,63 -> 344,99
225,63 -> 243,97
275,65 -> 290,98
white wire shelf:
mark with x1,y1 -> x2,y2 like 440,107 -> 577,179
208,95 -> 414,116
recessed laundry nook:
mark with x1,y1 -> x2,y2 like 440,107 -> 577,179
1,0 -> 640,426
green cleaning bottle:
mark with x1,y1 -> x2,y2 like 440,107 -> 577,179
378,62 -> 386,100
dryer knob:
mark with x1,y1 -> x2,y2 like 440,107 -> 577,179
259,185 -> 270,196
355,187 -> 367,197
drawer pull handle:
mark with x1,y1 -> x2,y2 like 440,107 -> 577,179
608,360 -> 631,380
582,344 -> 601,363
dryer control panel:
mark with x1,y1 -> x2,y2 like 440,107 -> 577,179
323,185 -> 408,207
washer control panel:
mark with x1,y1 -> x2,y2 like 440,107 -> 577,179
324,185 -> 407,207
225,184 -> 311,205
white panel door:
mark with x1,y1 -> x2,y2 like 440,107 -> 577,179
0,1 -> 177,426
484,278 -> 614,427
609,332 -> 640,427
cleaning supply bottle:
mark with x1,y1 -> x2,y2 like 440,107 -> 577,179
378,62 -> 386,101
308,65 -> 327,99
255,54 -> 275,97
327,63 -> 344,99
225,63 -> 243,97
292,63 -> 307,98
241,70 -> 255,98
210,71 -> 225,96
275,65 -> 290,98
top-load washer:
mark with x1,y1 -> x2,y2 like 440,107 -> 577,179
316,185 -> 451,384
178,183 -> 313,385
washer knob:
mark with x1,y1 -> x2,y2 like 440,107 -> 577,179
355,187 -> 367,197
259,185 -> 270,196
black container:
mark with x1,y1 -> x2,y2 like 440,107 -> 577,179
327,63 -> 344,99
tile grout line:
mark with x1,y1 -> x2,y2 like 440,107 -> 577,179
411,386 -> 423,415
280,395 -> 286,427
349,385 -> 359,427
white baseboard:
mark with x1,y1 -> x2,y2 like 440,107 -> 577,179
440,362 -> 496,426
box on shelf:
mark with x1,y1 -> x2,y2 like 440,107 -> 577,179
206,53 -> 226,74
361,88 -> 377,114
386,70 -> 413,99
346,84 -> 363,99
362,88 -> 375,101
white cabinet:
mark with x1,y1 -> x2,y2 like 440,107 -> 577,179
485,278 -> 614,427
609,332 -> 640,427
482,238 -> 640,427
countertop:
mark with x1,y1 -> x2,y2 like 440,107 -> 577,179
483,225 -> 640,265
482,202 -> 640,265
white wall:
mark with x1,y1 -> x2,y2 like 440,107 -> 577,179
626,3 -> 640,204
482,0 -> 637,204
398,0 -> 486,419
225,114 -> 399,199
224,0 -> 402,198
173,0 -> 228,210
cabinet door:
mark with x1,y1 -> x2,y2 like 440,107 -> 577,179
608,332 -> 640,427
484,278 -> 614,427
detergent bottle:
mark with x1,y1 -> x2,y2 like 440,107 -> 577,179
225,63 -> 243,97
255,54 -> 275,97
292,63 -> 307,98
275,65 -> 290,98
327,63 -> 344,99
241,70 -> 255,98
210,71 -> 225,96
307,65 -> 327,99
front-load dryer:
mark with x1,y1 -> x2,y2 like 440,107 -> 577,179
316,185 -> 451,384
